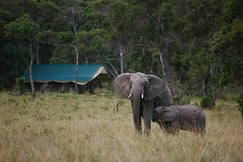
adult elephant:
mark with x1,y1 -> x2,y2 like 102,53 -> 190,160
112,72 -> 172,135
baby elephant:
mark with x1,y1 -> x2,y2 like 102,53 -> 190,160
152,104 -> 206,135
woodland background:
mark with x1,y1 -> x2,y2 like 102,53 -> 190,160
0,0 -> 242,98
0,1 -> 242,161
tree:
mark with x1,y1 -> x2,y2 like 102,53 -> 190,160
110,0 -> 130,73
115,0 -> 181,96
182,0 -> 224,96
0,0 -> 242,97
210,0 -> 243,88
5,14 -> 40,97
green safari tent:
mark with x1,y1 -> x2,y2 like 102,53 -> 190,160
24,64 -> 109,85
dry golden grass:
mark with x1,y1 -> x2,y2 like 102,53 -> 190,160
0,91 -> 242,162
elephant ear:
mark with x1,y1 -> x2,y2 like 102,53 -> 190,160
144,74 -> 169,100
112,73 -> 133,98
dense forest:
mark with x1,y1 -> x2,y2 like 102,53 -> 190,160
0,0 -> 242,98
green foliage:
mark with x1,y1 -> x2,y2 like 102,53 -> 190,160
237,94 -> 243,116
0,42 -> 29,89
200,96 -> 215,109
223,0 -> 243,23
210,19 -> 243,87
49,47 -> 75,64
173,95 -> 191,105
180,0 -> 243,96
0,10 -> 11,37
4,14 -> 40,39
15,77 -> 25,95
57,31 -> 75,43
0,0 -> 242,96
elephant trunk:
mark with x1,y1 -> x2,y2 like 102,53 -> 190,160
128,84 -> 144,100
130,85 -> 144,133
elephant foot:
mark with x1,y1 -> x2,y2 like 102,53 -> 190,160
144,129 -> 151,137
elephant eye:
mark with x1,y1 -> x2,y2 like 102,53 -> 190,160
144,81 -> 149,87
129,81 -> 132,87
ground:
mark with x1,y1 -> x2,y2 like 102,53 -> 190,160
0,91 -> 242,162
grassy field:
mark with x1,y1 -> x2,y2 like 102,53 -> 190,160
0,91 -> 242,162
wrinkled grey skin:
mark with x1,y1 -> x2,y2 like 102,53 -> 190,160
153,105 -> 206,135
112,72 -> 172,136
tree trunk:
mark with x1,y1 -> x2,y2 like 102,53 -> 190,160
34,39 -> 40,64
119,43 -> 125,73
74,45 -> 79,93
106,61 -> 119,78
201,78 -> 206,96
158,46 -> 180,97
71,7 -> 78,36
159,51 -> 166,78
29,37 -> 35,98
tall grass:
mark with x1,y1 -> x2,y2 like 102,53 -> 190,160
0,91 -> 242,162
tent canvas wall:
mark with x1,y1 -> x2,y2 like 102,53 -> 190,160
24,64 -> 111,92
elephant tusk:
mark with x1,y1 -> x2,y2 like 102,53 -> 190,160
128,93 -> 132,99
141,94 -> 144,99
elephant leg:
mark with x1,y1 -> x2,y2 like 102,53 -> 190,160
197,117 -> 206,135
164,121 -> 173,134
143,101 -> 153,136
170,120 -> 180,135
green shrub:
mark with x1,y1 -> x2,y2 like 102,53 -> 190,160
237,94 -> 243,116
173,95 -> 191,105
200,96 -> 215,109
15,77 -> 25,95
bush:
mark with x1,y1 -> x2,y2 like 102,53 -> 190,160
173,95 -> 191,105
237,94 -> 243,116
200,96 -> 215,109
15,77 -> 25,94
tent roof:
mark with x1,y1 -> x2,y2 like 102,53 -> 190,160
24,64 -> 107,85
